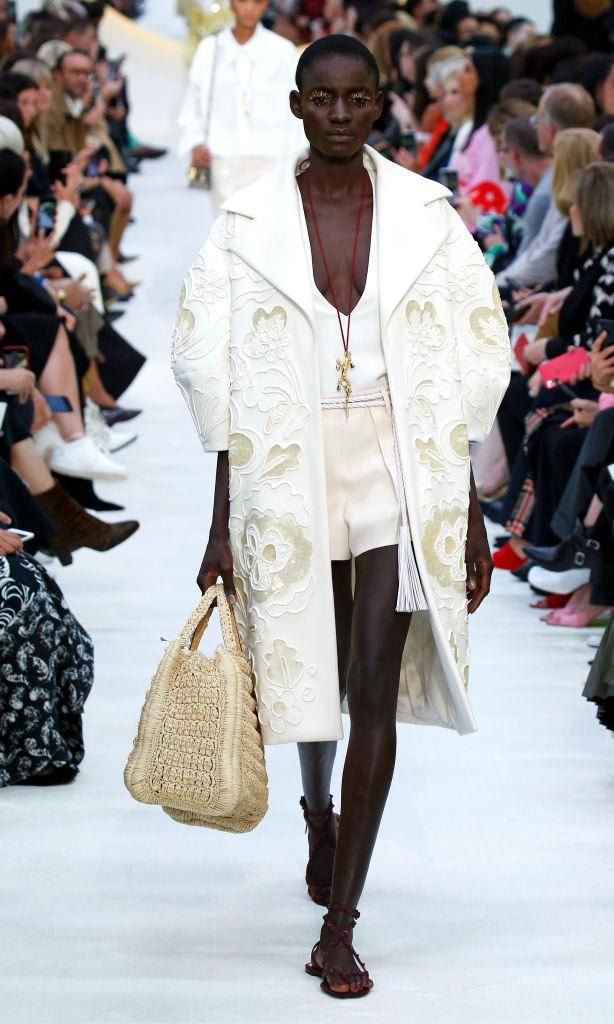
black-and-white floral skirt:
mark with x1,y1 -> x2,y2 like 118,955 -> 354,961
0,553 -> 94,787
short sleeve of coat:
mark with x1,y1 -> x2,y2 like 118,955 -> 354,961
171,214 -> 231,453
445,202 -> 511,442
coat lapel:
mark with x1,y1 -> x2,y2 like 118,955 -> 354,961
221,146 -> 451,335
369,147 -> 450,329
221,152 -> 317,332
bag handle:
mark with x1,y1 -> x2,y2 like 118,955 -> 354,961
179,584 -> 242,655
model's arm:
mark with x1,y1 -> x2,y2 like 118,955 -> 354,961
465,467 -> 491,614
445,204 -> 504,612
177,38 -> 212,168
196,450 -> 236,601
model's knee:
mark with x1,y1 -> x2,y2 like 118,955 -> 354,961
346,650 -> 398,725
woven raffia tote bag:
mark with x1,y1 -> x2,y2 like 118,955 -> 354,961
124,584 -> 268,833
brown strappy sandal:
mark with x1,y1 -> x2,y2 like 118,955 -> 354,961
305,903 -> 373,999
300,795 -> 339,907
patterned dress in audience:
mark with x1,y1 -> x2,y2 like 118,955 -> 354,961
0,554 -> 94,787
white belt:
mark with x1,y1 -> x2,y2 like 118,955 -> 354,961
321,389 -> 428,613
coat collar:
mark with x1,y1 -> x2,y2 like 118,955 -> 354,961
221,145 -> 451,330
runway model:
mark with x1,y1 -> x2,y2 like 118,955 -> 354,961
172,34 -> 510,999
178,0 -> 303,210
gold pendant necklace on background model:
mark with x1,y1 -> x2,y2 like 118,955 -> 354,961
304,173 -> 369,417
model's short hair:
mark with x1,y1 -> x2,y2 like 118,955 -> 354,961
295,35 -> 380,91
542,83 -> 596,131
574,161 -> 614,249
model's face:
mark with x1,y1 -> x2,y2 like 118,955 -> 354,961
17,88 -> 39,128
230,0 -> 268,30
290,56 -> 383,160
58,54 -> 93,100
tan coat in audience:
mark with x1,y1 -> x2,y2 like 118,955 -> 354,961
46,85 -> 126,173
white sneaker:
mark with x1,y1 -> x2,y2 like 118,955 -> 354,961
48,434 -> 128,481
528,565 -> 591,595
34,420 -> 63,461
84,398 -> 137,455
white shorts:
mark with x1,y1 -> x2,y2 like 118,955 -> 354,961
321,387 -> 401,561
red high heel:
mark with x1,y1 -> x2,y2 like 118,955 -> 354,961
305,904 -> 373,999
300,795 -> 338,906
492,541 -> 528,571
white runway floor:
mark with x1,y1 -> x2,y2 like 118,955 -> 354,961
2,154 -> 614,1024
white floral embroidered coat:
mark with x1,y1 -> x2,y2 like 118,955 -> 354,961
172,146 -> 511,745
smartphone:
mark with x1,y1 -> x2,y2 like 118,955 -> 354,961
37,200 -> 56,233
538,347 -> 590,386
2,346 -> 30,370
45,395 -> 73,413
544,377 -> 577,401
439,167 -> 459,193
399,130 -> 417,154
48,149 -> 73,184
594,318 -> 614,350
85,159 -> 101,178
0,526 -> 34,541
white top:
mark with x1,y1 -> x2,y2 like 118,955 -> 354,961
178,24 -> 304,164
298,173 -> 387,399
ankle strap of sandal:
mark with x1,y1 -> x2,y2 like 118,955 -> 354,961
321,904 -> 368,976
327,903 -> 359,921
300,795 -> 333,834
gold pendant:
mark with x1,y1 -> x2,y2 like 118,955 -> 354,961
336,350 -> 355,419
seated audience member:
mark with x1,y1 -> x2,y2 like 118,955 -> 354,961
497,83 -> 596,291
0,513 -> 94,787
47,49 -> 133,263
492,162 -> 614,592
443,49 -> 510,204
482,115 -> 550,271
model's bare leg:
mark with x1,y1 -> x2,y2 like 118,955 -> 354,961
297,559 -> 353,895
313,544 -> 411,993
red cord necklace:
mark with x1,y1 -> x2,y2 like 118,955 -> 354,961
304,172 -> 369,416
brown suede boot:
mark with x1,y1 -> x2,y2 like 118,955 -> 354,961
35,483 -> 139,559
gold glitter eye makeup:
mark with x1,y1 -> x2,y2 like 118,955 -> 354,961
349,91 -> 372,106
308,89 -> 333,105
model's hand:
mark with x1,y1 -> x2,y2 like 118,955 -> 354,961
191,144 -> 212,169
465,476 -> 492,614
196,530 -> 236,604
